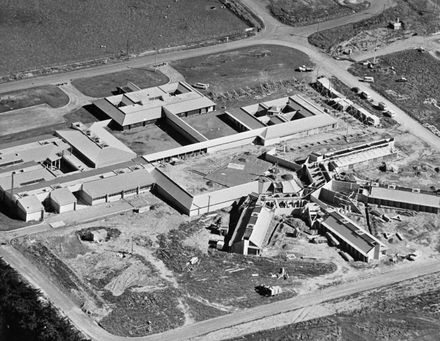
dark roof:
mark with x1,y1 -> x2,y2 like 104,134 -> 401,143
322,211 -> 380,255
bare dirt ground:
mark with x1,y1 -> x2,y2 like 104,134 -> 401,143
349,49 -> 440,131
309,0 -> 440,54
12,195 -> 339,337
269,0 -> 369,27
227,271 -> 440,341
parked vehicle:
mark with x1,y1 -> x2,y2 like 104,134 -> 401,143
192,82 -> 210,90
296,65 -> 314,72
360,91 -> 372,101
377,102 -> 387,110
363,76 -> 375,83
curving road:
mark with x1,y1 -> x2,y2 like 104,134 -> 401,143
2,1 -> 440,340
1,243 -> 440,341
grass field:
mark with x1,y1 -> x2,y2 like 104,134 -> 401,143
171,45 -> 313,94
72,68 -> 169,98
0,102 -> 104,141
183,111 -> 240,139
269,0 -> 369,26
0,0 -> 248,76
0,105 -> 66,136
112,120 -> 192,155
349,49 -> 440,129
0,86 -> 69,113
309,0 -> 440,52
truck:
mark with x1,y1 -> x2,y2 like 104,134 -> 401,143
296,65 -> 314,72
360,91 -> 373,101
363,76 -> 375,83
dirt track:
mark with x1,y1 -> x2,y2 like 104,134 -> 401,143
1,243 -> 440,341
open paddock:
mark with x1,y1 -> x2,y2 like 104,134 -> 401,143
0,0 -> 248,75
72,68 -> 169,98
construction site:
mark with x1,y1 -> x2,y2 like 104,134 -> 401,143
2,1 -> 440,340
1,69 -> 438,337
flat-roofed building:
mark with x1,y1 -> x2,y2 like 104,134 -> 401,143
320,210 -> 385,262
16,195 -> 44,222
80,168 -> 154,205
56,121 -> 136,168
49,187 -> 77,213
0,165 -> 56,198
93,82 -> 216,130
362,186 -> 440,213
0,136 -> 70,170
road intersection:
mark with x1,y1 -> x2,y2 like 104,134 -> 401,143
1,1 -> 440,340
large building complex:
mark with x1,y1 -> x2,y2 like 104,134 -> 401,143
93,82 -> 216,130
0,83 -> 338,222
7,79 -> 436,263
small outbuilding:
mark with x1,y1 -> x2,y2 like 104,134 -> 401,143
389,18 -> 402,30
50,187 -> 77,213
16,195 -> 44,222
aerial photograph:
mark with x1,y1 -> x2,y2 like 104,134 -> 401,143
1,0 -> 440,340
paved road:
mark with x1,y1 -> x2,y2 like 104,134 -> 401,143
2,1 -> 440,340
0,0 -> 395,94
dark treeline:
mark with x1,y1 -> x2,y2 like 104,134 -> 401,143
0,258 -> 87,341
